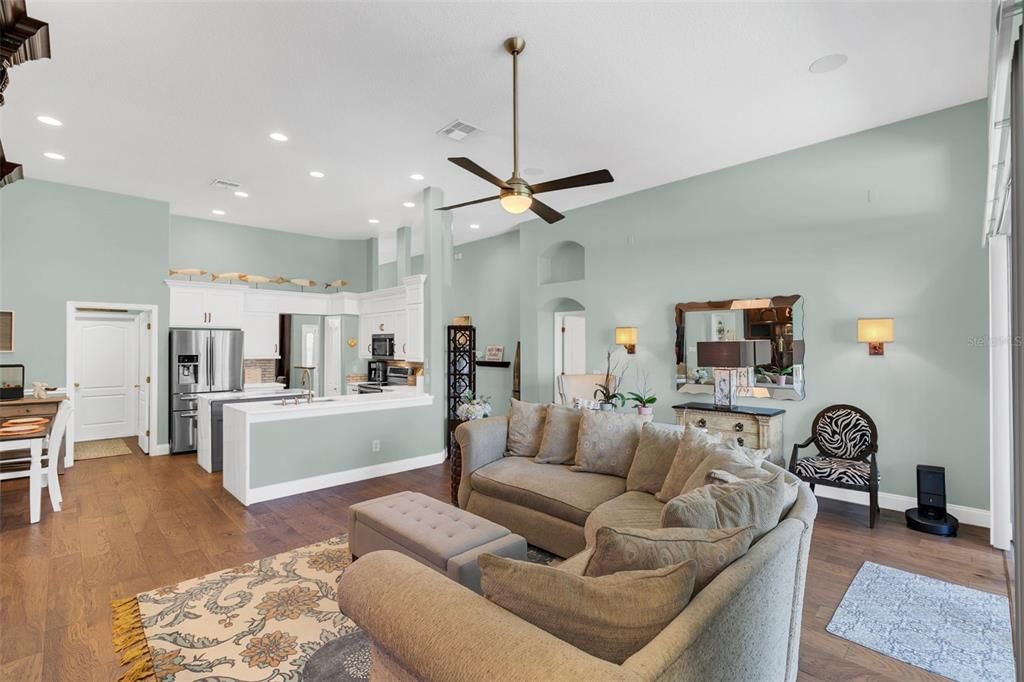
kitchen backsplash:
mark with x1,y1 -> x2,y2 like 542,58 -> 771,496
244,359 -> 277,384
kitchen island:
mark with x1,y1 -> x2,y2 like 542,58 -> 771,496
221,390 -> 440,505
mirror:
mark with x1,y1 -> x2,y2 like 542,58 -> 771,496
674,295 -> 805,401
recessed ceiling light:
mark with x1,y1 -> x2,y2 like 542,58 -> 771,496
43,152 -> 65,160
269,132 -> 288,142
234,191 -> 249,198
402,201 -> 415,208
409,173 -> 424,181
808,54 -> 848,74
36,115 -> 62,127
309,170 -> 325,179
469,223 -> 480,229
368,218 -> 380,224
212,209 -> 226,215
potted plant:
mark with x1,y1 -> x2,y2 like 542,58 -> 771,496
593,349 -> 627,411
626,370 -> 657,416
455,391 -> 492,421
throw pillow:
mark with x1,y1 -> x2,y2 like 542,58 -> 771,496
571,410 -> 645,477
661,472 -> 789,540
535,404 -> 583,464
584,525 -> 755,592
655,427 -> 729,502
505,399 -> 547,457
478,553 -> 697,664
706,469 -> 801,518
626,422 -> 685,494
680,447 -> 772,494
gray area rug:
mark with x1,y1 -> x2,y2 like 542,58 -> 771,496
303,545 -> 558,681
827,561 -> 1014,681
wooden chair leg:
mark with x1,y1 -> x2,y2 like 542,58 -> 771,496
45,467 -> 62,513
28,441 -> 42,524
869,486 -> 878,528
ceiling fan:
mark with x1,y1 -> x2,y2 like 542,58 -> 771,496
437,37 -> 614,224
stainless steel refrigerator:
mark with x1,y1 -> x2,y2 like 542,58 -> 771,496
169,328 -> 243,453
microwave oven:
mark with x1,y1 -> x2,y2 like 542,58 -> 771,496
371,334 -> 395,358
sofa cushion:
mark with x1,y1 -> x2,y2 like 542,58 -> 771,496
626,422 -> 685,494
471,457 -> 626,526
584,526 -> 755,592
479,553 -> 697,664
655,427 -> 730,502
661,473 -> 789,541
571,410 -> 645,477
506,399 -> 547,457
584,490 -> 665,546
535,404 -> 582,464
680,447 -> 772,493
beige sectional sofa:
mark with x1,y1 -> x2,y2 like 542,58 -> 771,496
339,414 -> 817,681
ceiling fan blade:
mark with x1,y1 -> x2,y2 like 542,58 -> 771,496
530,198 -> 565,224
436,195 -> 499,211
529,169 -> 614,195
448,157 -> 510,189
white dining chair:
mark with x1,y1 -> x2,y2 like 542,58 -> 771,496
0,400 -> 70,523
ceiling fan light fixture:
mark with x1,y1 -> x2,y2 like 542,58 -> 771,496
500,193 -> 533,214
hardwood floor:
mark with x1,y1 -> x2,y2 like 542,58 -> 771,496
0,447 -> 1008,681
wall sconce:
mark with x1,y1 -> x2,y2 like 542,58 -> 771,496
615,327 -> 638,354
857,318 -> 894,356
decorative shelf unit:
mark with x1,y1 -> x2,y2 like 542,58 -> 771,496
447,325 -> 476,505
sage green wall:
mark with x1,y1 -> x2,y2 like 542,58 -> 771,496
0,179 -> 171,443
452,231 -> 520,416
249,404 -> 440,487
169,215 -> 369,292
514,100 -> 989,508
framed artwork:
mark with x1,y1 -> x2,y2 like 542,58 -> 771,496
485,345 -> 504,361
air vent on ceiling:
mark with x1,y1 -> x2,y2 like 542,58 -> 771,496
437,119 -> 481,142
210,178 -> 242,190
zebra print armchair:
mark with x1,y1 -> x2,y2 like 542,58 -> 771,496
789,404 -> 879,527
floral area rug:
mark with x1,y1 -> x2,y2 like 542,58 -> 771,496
112,535 -> 365,682
113,534 -> 560,682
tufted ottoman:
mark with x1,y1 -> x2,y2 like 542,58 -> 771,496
348,491 -> 527,593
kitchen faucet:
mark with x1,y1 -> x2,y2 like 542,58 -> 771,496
294,366 -> 316,404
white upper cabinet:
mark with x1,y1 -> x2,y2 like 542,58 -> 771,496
168,281 -> 245,328
404,302 -> 424,362
242,312 -> 280,359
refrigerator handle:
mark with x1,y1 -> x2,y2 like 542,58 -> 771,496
209,334 -> 215,391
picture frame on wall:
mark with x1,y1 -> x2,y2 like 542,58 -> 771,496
485,345 -> 504,362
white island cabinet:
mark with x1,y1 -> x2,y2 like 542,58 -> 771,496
221,391 -> 439,505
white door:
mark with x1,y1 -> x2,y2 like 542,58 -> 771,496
393,310 -> 408,360
74,314 -> 139,441
554,313 -> 586,377
242,312 -> 280,359
324,316 -> 342,396
137,313 -> 151,452
358,315 -> 373,359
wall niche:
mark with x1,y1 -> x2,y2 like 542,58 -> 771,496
538,241 -> 585,285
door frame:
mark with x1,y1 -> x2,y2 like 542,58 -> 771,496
65,301 -> 159,465
553,312 -> 586,379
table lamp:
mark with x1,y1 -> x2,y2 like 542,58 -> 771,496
696,341 -> 760,410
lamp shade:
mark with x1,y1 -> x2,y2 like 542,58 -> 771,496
696,341 -> 759,368
615,327 -> 638,346
857,318 -> 894,344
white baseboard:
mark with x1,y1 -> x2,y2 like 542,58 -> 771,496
813,487 -> 991,528
150,443 -> 170,456
243,450 -> 447,505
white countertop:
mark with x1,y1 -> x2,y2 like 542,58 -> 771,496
225,390 -> 432,422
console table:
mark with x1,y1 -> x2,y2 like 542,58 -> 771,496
672,401 -> 785,464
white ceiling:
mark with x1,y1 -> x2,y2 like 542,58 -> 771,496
3,1 -> 990,257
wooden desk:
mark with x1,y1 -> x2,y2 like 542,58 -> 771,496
0,395 -> 67,473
